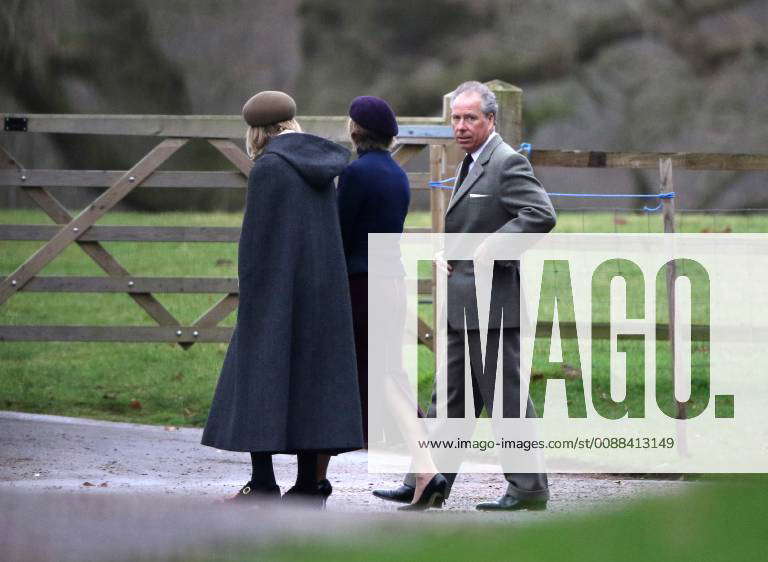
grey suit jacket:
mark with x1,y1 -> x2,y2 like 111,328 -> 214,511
444,134 -> 556,330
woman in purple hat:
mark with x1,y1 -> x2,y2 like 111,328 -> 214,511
315,95 -> 416,486
327,96 -> 447,510
340,96 -> 410,443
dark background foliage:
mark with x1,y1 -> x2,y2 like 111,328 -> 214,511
1,0 -> 766,210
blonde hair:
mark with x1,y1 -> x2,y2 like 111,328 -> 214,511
245,118 -> 302,159
347,118 -> 393,152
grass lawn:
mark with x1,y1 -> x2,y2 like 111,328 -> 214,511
0,209 -> 757,425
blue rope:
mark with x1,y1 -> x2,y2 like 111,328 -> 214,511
642,202 -> 664,212
547,192 -> 675,199
426,181 -> 675,209
427,142 -> 532,188
428,176 -> 456,190
424,139 -> 674,214
548,192 -> 675,212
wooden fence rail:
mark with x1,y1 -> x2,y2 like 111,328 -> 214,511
0,225 -> 241,242
0,322 -> 710,344
2,79 -> 768,347
0,170 -> 434,190
1,114 -> 444,140
13,276 -> 239,293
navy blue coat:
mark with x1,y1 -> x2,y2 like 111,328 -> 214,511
337,149 -> 410,275
202,133 -> 363,453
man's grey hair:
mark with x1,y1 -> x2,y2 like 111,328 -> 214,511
450,81 -> 498,117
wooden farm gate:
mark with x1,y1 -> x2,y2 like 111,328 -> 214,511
2,80 -> 767,351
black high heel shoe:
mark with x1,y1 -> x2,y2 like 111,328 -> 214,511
282,480 -> 330,509
398,474 -> 448,511
227,481 -> 281,503
318,478 -> 333,503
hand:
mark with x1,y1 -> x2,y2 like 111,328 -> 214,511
434,251 -> 453,277
473,240 -> 493,270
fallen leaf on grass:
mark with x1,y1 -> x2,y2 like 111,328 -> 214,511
129,399 -> 142,410
172,372 -> 184,381
215,258 -> 233,267
613,216 -> 628,225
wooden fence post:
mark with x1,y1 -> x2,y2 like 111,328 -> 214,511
485,79 -> 523,146
660,157 -> 688,455
660,158 -> 679,411
420,88 -> 463,375
437,88 -> 460,233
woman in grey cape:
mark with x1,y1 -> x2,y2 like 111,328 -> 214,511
201,91 -> 363,507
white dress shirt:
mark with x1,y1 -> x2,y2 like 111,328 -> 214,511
466,131 -> 498,175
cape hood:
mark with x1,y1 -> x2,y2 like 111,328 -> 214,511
263,132 -> 350,189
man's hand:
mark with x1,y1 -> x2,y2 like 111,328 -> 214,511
473,240 -> 493,270
434,251 -> 453,277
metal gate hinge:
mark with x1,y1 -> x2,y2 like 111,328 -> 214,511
4,117 -> 28,132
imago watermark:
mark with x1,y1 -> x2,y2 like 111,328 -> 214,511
367,234 -> 768,474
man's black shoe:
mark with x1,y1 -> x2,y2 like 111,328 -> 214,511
372,484 -> 415,504
476,495 -> 547,511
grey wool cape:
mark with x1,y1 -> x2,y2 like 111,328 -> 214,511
201,132 -> 364,453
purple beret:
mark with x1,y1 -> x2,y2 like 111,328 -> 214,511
349,96 -> 398,138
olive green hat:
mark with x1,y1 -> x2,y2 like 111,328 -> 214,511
242,91 -> 297,127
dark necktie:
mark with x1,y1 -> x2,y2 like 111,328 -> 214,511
457,153 -> 473,187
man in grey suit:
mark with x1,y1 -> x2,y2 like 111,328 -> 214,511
373,81 -> 556,511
